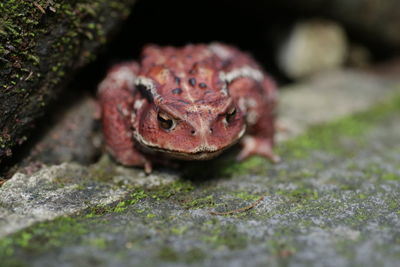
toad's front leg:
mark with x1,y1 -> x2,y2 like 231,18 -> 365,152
98,63 -> 152,173
229,75 -> 280,163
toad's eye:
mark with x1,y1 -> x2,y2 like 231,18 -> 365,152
157,111 -> 175,131
225,107 -> 237,124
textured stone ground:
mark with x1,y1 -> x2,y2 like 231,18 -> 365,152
1,70 -> 399,266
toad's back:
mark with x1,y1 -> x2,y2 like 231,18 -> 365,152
136,43 -> 258,104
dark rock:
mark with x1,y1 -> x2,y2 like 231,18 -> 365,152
21,96 -> 101,166
0,0 -> 137,164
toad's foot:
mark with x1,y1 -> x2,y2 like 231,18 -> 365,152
109,147 -> 153,174
237,136 -> 280,163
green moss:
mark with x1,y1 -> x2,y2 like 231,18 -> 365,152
345,210 -> 372,227
85,180 -> 193,217
84,237 -> 107,249
276,186 -> 319,202
113,201 -> 129,213
27,54 -> 40,65
171,226 -> 188,235
218,156 -> 268,177
0,216 -> 88,260
148,180 -> 194,200
182,195 -> 216,209
86,189 -> 148,217
130,190 -> 148,202
86,205 -> 111,217
0,238 -> 14,257
361,161 -> 400,182
382,173 -> 400,181
387,199 -> 399,211
158,246 -> 206,263
234,192 -> 262,201
15,232 -> 32,248
358,193 -> 367,200
135,208 -> 145,213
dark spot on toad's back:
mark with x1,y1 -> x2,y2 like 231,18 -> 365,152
189,78 -> 196,86
172,88 -> 182,95
178,100 -> 190,105
199,82 -> 207,88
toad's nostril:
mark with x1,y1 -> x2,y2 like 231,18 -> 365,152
191,130 -> 196,135
209,127 -> 213,133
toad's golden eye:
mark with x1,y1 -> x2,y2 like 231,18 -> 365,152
225,107 -> 237,124
157,111 -> 175,131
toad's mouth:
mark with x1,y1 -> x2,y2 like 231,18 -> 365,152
136,140 -> 238,161
156,148 -> 225,160
133,126 -> 246,161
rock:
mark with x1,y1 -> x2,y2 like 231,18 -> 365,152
277,19 -> 348,79
0,0 -> 137,164
0,158 -> 179,237
347,44 -> 372,68
1,68 -> 399,236
2,88 -> 400,266
372,58 -> 400,78
0,163 -> 122,237
21,96 -> 101,166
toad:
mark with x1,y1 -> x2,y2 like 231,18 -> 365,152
98,43 -> 278,173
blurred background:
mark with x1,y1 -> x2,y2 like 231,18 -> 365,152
102,0 -> 400,82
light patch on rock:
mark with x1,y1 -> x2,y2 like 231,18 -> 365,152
0,163 -> 177,238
